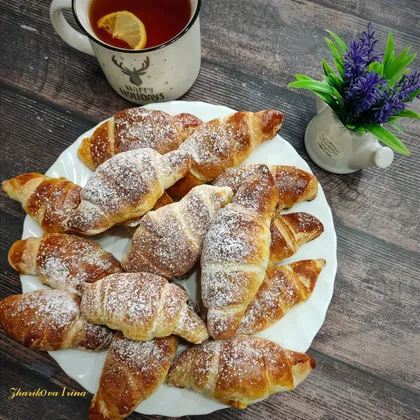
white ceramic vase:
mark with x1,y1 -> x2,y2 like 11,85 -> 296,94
305,100 -> 394,174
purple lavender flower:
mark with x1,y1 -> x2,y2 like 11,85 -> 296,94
343,71 -> 385,115
290,22 -> 417,154
371,71 -> 420,124
340,23 -> 388,124
359,23 -> 381,63
344,23 -> 380,84
398,71 -> 420,99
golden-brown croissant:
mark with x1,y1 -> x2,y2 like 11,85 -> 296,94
0,290 -> 113,351
65,149 -> 191,235
166,334 -> 315,408
2,173 -> 81,233
270,212 -> 324,265
122,191 -> 175,234
122,185 -> 233,279
213,165 -> 318,210
8,234 -> 122,295
81,272 -> 209,344
167,110 -> 283,199
89,333 -> 178,420
78,108 -> 202,170
238,259 -> 326,334
150,191 -> 173,209
201,165 -> 279,340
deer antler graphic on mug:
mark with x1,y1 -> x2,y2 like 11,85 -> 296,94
112,56 -> 150,86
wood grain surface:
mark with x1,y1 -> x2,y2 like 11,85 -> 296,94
1,0 -> 420,419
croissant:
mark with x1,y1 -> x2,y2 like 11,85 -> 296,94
148,191 -> 173,209
65,149 -> 191,235
270,212 -> 324,265
81,272 -> 209,344
167,109 -> 283,199
122,185 -> 233,279
123,191 -> 174,234
213,165 -> 318,210
8,233 -> 122,295
2,173 -> 81,233
201,165 -> 279,340
238,259 -> 326,334
78,108 -> 202,169
166,334 -> 315,408
89,333 -> 178,420
0,290 -> 113,351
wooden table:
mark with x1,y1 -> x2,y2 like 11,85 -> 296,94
1,0 -> 419,419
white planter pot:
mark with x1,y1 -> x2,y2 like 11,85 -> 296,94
305,105 -> 394,174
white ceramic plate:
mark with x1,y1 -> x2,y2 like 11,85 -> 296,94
20,101 -> 337,416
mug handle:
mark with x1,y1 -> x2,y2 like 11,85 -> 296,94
50,0 -> 95,56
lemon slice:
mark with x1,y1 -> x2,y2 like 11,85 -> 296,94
97,11 -> 147,50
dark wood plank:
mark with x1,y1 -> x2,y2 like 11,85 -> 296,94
308,0 -> 420,39
314,223 -> 420,392
0,85 -> 94,178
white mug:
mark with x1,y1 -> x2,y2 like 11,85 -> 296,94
50,0 -> 201,104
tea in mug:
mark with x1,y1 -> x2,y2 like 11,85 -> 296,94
89,0 -> 192,49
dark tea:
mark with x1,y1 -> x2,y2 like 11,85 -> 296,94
89,0 -> 192,49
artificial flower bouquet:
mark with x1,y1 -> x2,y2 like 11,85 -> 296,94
289,24 -> 419,156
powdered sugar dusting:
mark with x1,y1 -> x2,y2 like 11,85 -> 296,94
202,206 -> 261,264
36,234 -> 121,295
26,177 -> 81,232
202,218 -> 266,267
201,264 -> 262,308
219,337 -> 268,383
179,113 -> 251,180
271,166 -> 316,208
239,261 -> 323,334
182,186 -> 233,241
79,318 -> 114,350
105,274 -> 163,325
169,335 -> 296,402
85,149 -> 159,215
66,200 -> 107,233
213,165 -> 261,193
124,185 -> 232,279
233,165 -> 278,214
283,212 -> 323,237
82,273 -> 181,340
8,289 -> 79,328
69,148 -> 191,233
98,334 -> 177,407
187,340 -> 221,392
239,268 -> 295,333
68,149 -> 166,232
2,289 -> 113,350
201,170 -> 277,336
214,165 -> 317,210
114,108 -> 182,155
81,273 -> 207,342
157,285 -> 186,328
44,182 -> 81,223
111,335 -> 173,373
174,304 -> 209,343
